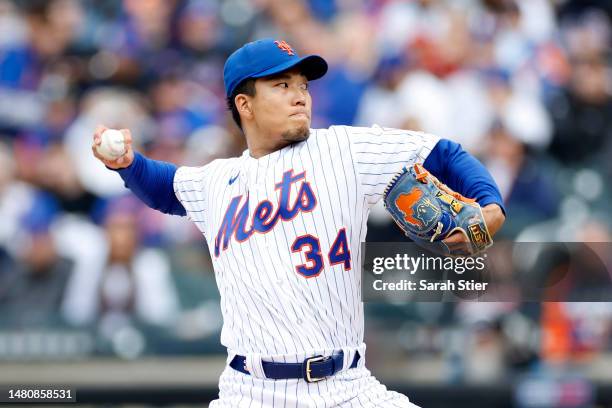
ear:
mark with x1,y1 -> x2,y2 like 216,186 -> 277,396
235,94 -> 253,121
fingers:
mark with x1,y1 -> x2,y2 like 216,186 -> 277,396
446,242 -> 472,256
442,230 -> 473,256
442,231 -> 467,244
91,144 -> 104,161
120,129 -> 133,157
93,124 -> 108,145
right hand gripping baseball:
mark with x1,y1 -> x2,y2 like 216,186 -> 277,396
91,125 -> 135,169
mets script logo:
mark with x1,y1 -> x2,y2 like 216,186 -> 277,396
214,170 -> 316,257
274,40 -> 295,56
395,187 -> 439,230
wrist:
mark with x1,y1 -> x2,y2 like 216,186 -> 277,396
115,151 -> 142,187
103,150 -> 136,171
482,203 -> 505,236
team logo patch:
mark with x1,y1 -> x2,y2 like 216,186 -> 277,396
435,191 -> 463,214
395,187 -> 439,229
275,40 -> 295,56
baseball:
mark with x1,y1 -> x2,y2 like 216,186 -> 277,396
97,129 -> 126,160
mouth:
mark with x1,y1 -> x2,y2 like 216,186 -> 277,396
290,112 -> 309,119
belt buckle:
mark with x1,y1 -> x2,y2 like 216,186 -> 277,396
304,355 -> 327,383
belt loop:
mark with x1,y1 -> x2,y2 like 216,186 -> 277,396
357,344 -> 366,368
226,350 -> 238,365
340,347 -> 356,372
245,353 -> 266,379
341,344 -> 366,370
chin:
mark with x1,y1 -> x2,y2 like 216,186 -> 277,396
282,125 -> 310,143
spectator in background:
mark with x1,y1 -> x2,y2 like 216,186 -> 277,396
478,67 -> 557,238
146,73 -> 223,163
548,9 -> 612,166
0,141 -> 19,298
0,140 -> 35,253
484,121 -> 559,238
0,0 -> 83,139
61,196 -> 179,337
548,52 -> 612,166
0,193 -> 73,328
95,0 -> 177,86
33,143 -> 98,216
0,245 -> 14,301
306,11 -> 373,126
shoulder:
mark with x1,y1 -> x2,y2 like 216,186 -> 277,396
307,125 -> 376,145
174,156 -> 239,183
320,124 -> 424,138
306,125 -> 440,150
311,125 -> 380,136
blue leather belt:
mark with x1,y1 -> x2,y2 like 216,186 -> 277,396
229,351 -> 360,383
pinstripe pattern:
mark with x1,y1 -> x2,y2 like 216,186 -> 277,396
173,125 -> 438,406
214,366 -> 420,407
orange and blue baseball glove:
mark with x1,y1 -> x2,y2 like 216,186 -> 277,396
383,163 -> 493,256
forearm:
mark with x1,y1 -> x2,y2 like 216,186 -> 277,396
116,152 -> 186,216
423,139 -> 506,214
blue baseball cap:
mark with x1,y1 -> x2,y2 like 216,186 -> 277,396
223,38 -> 328,97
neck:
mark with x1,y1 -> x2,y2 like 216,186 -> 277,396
243,128 -> 289,159
249,146 -> 273,159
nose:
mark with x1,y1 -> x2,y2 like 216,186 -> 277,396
292,87 -> 306,106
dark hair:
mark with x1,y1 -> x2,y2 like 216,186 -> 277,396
226,79 -> 256,130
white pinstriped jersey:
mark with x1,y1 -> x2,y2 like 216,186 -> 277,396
173,125 -> 439,358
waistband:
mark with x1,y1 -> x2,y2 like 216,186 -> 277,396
227,343 -> 366,381
230,351 -> 359,382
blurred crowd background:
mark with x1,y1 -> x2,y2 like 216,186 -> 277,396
1,0 -> 612,406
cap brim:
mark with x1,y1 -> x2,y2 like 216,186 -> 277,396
251,55 -> 328,81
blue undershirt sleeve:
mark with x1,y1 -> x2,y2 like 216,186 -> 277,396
423,139 -> 506,215
114,152 -> 187,216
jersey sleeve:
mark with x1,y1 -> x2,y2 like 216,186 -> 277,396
116,152 -> 187,216
173,164 -> 211,233
343,125 -> 440,206
423,138 -> 506,214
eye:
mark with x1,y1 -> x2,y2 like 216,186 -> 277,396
276,82 -> 289,88
300,82 -> 309,91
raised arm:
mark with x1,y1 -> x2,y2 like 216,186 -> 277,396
91,126 -> 186,216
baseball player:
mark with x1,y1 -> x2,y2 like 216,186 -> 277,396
92,39 -> 505,407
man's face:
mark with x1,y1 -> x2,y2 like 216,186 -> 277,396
249,69 -> 312,145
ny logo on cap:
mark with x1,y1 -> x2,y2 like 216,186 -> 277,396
274,40 -> 295,56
